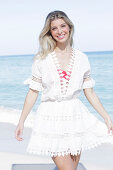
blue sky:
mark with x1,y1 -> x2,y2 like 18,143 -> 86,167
0,0 -> 113,55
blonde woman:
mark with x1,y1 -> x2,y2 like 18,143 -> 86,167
15,10 -> 113,170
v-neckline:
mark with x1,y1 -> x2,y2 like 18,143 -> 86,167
51,48 -> 74,73
50,48 -> 76,97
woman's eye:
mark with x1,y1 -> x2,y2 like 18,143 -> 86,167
52,28 -> 56,30
62,25 -> 66,27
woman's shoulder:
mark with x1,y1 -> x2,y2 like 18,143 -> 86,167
33,53 -> 45,65
74,48 -> 89,65
33,53 -> 42,60
34,52 -> 51,61
74,48 -> 88,59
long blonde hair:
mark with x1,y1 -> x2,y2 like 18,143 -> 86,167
35,10 -> 75,59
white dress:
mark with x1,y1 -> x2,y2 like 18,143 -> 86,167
24,48 -> 113,157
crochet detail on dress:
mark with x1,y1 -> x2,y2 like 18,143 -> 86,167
27,131 -> 113,157
51,48 -> 75,97
82,78 -> 95,89
24,78 -> 43,91
37,114 -> 81,121
27,148 -> 82,157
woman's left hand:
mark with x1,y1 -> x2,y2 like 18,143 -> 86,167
104,116 -> 113,135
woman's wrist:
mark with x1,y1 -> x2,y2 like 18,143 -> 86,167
103,114 -> 111,121
19,119 -> 25,125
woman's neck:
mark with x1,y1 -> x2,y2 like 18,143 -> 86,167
55,42 -> 72,53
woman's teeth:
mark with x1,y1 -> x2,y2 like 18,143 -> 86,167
57,35 -> 65,39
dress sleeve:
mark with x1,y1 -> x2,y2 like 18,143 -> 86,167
24,59 -> 43,92
82,54 -> 95,89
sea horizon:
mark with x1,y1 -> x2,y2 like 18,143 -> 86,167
0,49 -> 113,57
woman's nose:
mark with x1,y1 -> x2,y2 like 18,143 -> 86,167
57,27 -> 63,34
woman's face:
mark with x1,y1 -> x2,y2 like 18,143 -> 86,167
50,18 -> 70,44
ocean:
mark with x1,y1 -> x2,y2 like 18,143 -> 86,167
0,50 -> 113,124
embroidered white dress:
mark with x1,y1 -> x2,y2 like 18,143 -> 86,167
24,48 -> 113,157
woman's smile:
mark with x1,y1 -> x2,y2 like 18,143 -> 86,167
50,18 -> 70,44
57,34 -> 65,40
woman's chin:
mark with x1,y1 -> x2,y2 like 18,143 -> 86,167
56,38 -> 69,44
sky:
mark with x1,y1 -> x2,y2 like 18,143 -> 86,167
0,0 -> 113,55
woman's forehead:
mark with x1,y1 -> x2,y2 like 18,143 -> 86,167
50,18 -> 66,27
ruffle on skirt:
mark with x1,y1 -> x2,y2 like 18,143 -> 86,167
26,98 -> 113,157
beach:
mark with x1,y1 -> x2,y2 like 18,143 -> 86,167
0,122 -> 113,170
0,52 -> 113,170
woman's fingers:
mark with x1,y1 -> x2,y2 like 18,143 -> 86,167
17,130 -> 23,141
15,125 -> 24,141
15,129 -> 22,141
107,121 -> 113,135
111,125 -> 113,135
105,117 -> 113,135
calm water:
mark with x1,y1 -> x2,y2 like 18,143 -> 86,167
0,51 -> 113,121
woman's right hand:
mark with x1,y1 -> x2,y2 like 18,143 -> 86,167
104,116 -> 113,135
15,122 -> 24,141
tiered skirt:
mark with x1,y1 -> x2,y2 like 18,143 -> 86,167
26,98 -> 113,157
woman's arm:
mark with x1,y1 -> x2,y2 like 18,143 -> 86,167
83,88 -> 109,120
15,88 -> 39,141
83,87 -> 113,134
18,88 -> 39,124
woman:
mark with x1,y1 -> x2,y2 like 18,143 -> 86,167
15,10 -> 113,170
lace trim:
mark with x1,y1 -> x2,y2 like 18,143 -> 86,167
24,78 -> 43,91
36,114 -> 81,121
27,132 -> 113,157
82,78 -> 95,89
32,76 -> 42,83
26,143 -> 103,157
31,115 -> 100,137
83,70 -> 91,79
27,148 -> 82,157
51,48 -> 75,97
